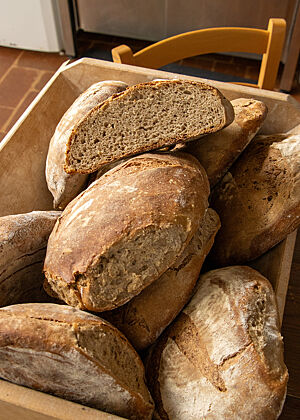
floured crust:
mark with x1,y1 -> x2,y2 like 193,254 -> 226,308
185,98 -> 267,187
0,303 -> 154,420
102,208 -> 220,351
64,80 -> 234,174
44,153 -> 210,312
210,133 -> 300,266
146,266 -> 288,420
0,211 -> 61,306
45,81 -> 128,209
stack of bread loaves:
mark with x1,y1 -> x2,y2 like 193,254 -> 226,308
0,79 -> 299,419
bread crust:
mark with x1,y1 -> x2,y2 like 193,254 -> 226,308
0,211 -> 61,306
146,266 -> 288,420
45,81 -> 128,209
44,152 -> 210,312
102,208 -> 220,351
185,98 -> 268,187
64,80 -> 234,174
210,133 -> 300,266
0,303 -> 154,420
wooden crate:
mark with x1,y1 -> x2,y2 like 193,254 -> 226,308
0,58 -> 299,420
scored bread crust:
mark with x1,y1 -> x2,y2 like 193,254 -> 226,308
46,80 -> 128,209
0,211 -> 61,306
102,208 -> 220,351
146,266 -> 288,420
44,152 -> 210,312
64,80 -> 234,174
0,303 -> 154,420
185,98 -> 268,187
209,133 -> 300,266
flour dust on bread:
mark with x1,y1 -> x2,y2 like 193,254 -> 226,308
146,266 -> 288,420
102,208 -> 220,351
209,133 -> 300,266
185,98 -> 268,187
64,80 -> 234,174
0,303 -> 154,419
45,80 -> 128,209
0,211 -> 61,306
44,153 -> 210,312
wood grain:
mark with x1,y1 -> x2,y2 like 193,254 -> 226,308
281,229 -> 300,398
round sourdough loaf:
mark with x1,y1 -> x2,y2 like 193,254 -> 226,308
64,79 -> 234,174
46,80 -> 128,209
185,98 -> 268,187
209,133 -> 300,266
0,303 -> 154,419
44,153 -> 210,312
0,211 -> 61,306
102,208 -> 220,351
146,266 -> 288,420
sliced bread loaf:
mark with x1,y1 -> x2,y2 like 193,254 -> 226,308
46,80 -> 128,209
0,303 -> 154,419
102,208 -> 220,351
64,80 -> 234,174
44,153 -> 210,312
146,266 -> 288,420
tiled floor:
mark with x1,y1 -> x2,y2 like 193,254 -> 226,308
0,31 -> 300,418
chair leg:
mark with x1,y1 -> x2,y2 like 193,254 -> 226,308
112,45 -> 134,65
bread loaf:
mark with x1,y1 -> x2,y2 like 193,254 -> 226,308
146,266 -> 288,420
209,133 -> 300,266
46,80 -> 128,209
44,153 -> 210,312
64,80 -> 234,174
0,303 -> 154,419
102,208 -> 220,351
185,98 -> 267,187
0,211 -> 60,306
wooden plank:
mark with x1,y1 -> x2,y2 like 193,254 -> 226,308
281,230 -> 300,398
0,380 -> 125,420
250,230 -> 298,324
279,394 -> 300,419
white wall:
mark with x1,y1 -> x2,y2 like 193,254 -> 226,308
0,0 -> 62,52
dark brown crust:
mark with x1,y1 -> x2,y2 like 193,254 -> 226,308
102,208 -> 220,351
146,266 -> 288,420
46,81 -> 128,209
64,80 -> 234,174
44,153 -> 210,312
185,98 -> 268,187
0,303 -> 154,420
209,133 -> 300,266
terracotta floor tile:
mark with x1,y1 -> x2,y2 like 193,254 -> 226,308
0,46 -> 22,79
212,53 -> 234,63
17,50 -> 67,72
0,67 -> 38,108
232,55 -> 261,68
214,61 -> 246,78
4,90 -> 38,132
244,66 -> 259,81
182,55 -> 215,71
34,71 -> 55,91
0,106 -> 13,131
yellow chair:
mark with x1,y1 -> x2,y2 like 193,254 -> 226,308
112,18 -> 286,90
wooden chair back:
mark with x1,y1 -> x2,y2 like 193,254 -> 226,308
112,18 -> 286,90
